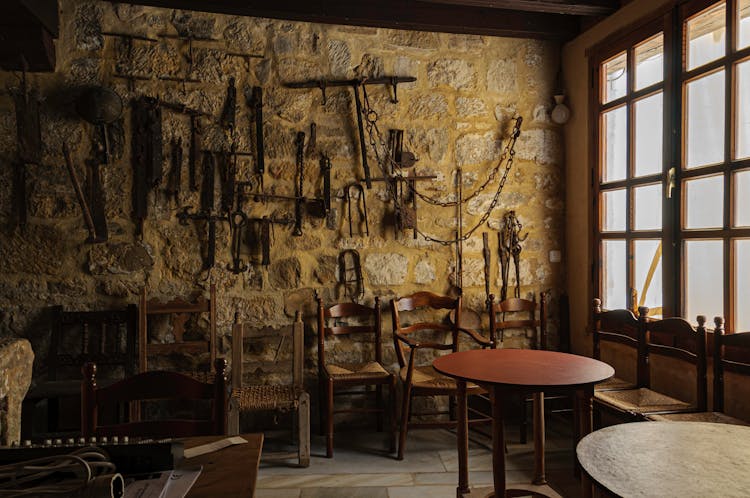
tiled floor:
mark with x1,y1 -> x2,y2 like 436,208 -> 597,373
255,416 -> 580,497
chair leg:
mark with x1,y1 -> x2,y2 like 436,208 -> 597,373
326,377 -> 334,458
298,392 -> 311,467
389,376 -> 397,454
376,384 -> 384,432
397,382 -> 412,461
318,378 -> 326,436
519,394 -> 528,444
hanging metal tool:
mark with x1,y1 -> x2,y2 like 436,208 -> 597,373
227,210 -> 248,274
482,232 -> 492,307
338,249 -> 365,303
177,207 -> 226,270
345,183 -> 369,237
293,131 -> 305,236
245,216 -> 292,266
220,77 -> 237,132
219,147 -> 236,214
131,96 -> 163,238
352,82 -> 371,188
246,86 -> 264,190
306,122 -> 317,157
200,151 -> 216,214
11,67 -> 41,229
62,143 -> 98,242
321,154 -> 331,215
499,210 -> 528,301
189,115 -> 202,192
166,137 -> 182,203
454,168 -> 464,295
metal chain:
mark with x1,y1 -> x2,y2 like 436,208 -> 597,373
360,88 -> 522,245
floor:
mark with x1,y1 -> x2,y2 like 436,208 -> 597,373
255,415 -> 580,498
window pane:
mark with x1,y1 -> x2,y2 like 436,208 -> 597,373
634,93 -> 663,177
603,240 -> 627,309
735,170 -> 750,227
737,60 -> 750,160
737,240 -> 750,331
685,175 -> 724,229
686,2 -> 726,71
685,240 -> 724,327
602,189 -> 627,231
634,184 -> 663,230
602,106 -> 627,182
634,240 -> 663,312
685,71 -> 725,168
635,34 -> 664,90
740,0 -> 750,50
603,52 -> 627,103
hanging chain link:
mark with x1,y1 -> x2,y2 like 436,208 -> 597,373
359,84 -> 523,246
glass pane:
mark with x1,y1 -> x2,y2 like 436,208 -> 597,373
740,0 -> 750,50
686,2 -> 726,71
603,52 -> 627,103
602,240 -> 627,309
737,240 -> 750,331
602,189 -> 627,231
736,170 -> 750,227
685,240 -> 723,327
634,240 -> 663,312
685,175 -> 724,229
685,71 -> 725,168
737,60 -> 750,160
634,93 -> 663,177
635,34 -> 664,90
634,184 -> 663,230
602,106 -> 627,182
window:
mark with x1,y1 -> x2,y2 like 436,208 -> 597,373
593,0 -> 750,332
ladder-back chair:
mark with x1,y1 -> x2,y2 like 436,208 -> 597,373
230,312 -> 310,467
317,296 -> 396,458
390,291 -> 492,460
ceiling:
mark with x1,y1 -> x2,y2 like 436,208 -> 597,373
0,0 -> 622,72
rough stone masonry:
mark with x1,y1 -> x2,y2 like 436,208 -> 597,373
0,0 -> 565,424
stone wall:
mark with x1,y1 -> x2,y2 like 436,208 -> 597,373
0,1 -> 565,422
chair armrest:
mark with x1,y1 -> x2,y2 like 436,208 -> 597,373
458,327 -> 493,348
395,333 -> 453,350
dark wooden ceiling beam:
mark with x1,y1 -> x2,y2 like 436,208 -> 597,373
121,0 -> 582,40
0,0 -> 57,72
418,0 -> 617,16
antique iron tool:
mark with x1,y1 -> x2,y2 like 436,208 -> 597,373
293,131 -> 305,236
11,68 -> 41,229
246,86 -> 264,190
338,249 -> 365,303
131,96 -> 163,238
499,210 -> 528,301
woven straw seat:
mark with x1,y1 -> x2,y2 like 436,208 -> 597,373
399,366 -> 482,392
595,376 -> 637,392
325,362 -> 390,381
595,387 -> 692,414
648,411 -> 749,425
231,385 -> 302,411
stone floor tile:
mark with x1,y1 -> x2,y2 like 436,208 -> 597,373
258,473 -> 414,488
387,485 -> 458,498
255,489 -> 302,498
301,487 -> 389,497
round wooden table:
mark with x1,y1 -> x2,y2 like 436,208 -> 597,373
433,349 -> 614,498
577,421 -> 750,498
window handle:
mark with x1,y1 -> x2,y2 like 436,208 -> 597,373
667,167 -> 676,199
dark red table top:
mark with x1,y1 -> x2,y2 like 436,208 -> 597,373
432,349 -> 613,390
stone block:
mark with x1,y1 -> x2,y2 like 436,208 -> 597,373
427,59 -> 477,90
364,253 -> 408,286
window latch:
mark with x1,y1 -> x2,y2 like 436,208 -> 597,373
667,167 -> 676,199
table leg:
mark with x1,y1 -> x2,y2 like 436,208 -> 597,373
576,386 -> 594,498
491,388 -> 506,497
457,379 -> 470,496
532,392 -> 546,485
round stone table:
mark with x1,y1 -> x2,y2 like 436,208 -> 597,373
577,421 -> 750,497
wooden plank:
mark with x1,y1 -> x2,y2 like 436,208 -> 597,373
418,0 -> 618,16
122,0 -> 581,39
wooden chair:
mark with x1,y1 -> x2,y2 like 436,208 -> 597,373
594,309 -> 707,422
139,284 -> 216,380
592,299 -> 641,393
649,317 -> 749,425
317,296 -> 396,458
488,292 -> 549,444
390,291 -> 492,460
22,305 -> 138,438
81,358 -> 228,439
229,312 -> 310,467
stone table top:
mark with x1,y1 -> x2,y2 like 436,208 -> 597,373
577,421 -> 750,498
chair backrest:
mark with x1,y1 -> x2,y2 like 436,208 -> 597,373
390,291 -> 460,368
139,284 -> 216,378
316,297 -> 382,372
231,312 -> 304,391
81,358 -> 228,439
488,292 -> 546,349
592,298 -> 645,385
713,318 -> 750,416
645,313 -> 708,411
48,305 -> 138,382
